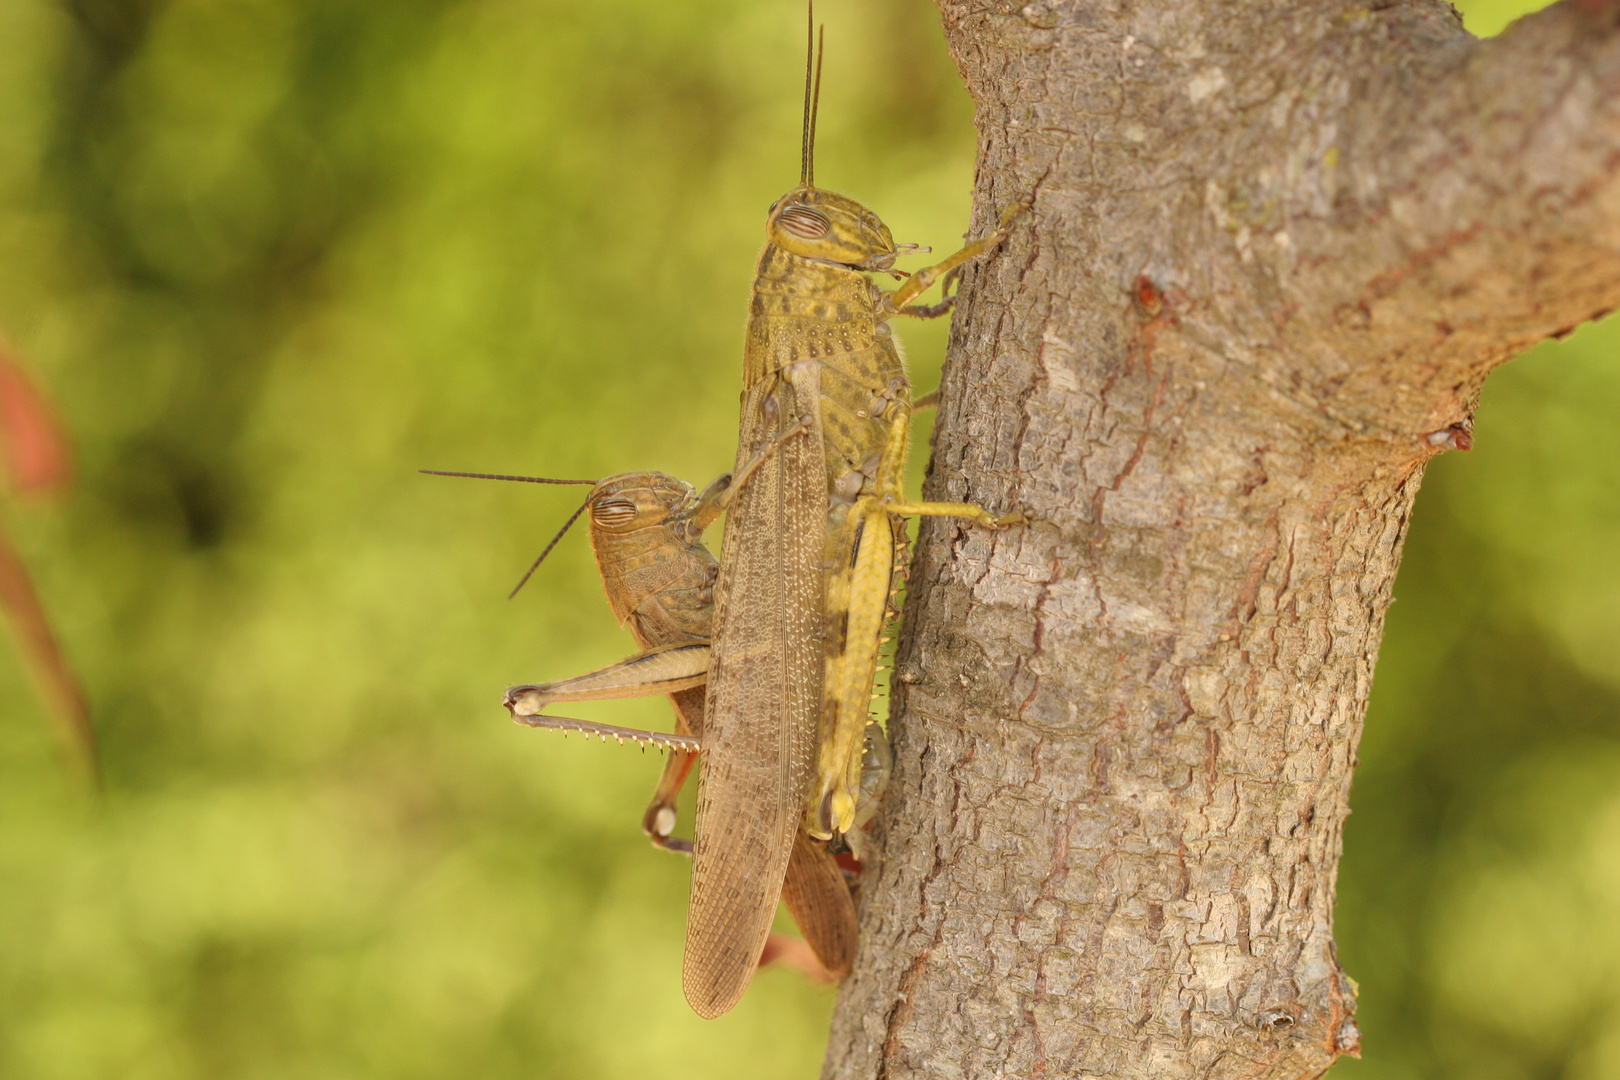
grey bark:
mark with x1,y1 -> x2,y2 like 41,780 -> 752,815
823,2 -> 1620,1077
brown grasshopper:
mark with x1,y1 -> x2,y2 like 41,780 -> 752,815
686,8 -> 1030,1017
427,465 -> 861,981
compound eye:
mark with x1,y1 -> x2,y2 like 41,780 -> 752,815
778,205 -> 831,240
591,499 -> 639,529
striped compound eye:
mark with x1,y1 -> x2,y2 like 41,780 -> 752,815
590,499 -> 639,529
778,205 -> 830,240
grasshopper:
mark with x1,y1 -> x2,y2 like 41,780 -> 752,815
428,464 -> 861,980
685,7 -> 1030,1017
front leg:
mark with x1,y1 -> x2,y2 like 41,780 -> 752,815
894,267 -> 962,320
883,193 -> 1033,312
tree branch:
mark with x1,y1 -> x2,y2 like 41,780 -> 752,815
1284,0 -> 1620,431
821,2 -> 1620,1078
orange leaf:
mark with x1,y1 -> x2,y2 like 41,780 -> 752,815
0,344 -> 72,495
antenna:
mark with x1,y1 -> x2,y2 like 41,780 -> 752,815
507,493 -> 593,600
799,4 -> 825,188
419,470 -> 596,486
418,469 -> 599,598
809,26 -> 824,187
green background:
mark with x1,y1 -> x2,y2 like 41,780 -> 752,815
0,1 -> 1612,1077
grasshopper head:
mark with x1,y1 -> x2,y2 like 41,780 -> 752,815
767,187 -> 897,271
770,12 -> 897,272
587,473 -> 696,533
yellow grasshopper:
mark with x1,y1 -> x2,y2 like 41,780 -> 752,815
686,8 -> 1029,1018
426,465 -> 861,980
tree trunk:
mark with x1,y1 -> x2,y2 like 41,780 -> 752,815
823,2 -> 1620,1077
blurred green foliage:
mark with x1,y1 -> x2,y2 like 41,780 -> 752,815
1331,5 -> 1620,1079
0,1 -> 972,1075
0,0 -> 1611,1077
1334,329 -> 1620,1079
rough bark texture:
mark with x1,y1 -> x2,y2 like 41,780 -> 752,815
824,2 -> 1620,1078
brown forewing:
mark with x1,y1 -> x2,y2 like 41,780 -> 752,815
684,367 -> 827,1019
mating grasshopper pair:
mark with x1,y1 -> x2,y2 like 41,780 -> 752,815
454,6 -> 1030,1019
452,467 -> 867,981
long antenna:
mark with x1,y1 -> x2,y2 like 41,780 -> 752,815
808,25 -> 824,188
507,494 -> 593,599
419,469 -> 597,486
799,3 -> 825,188
418,469 -> 599,599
